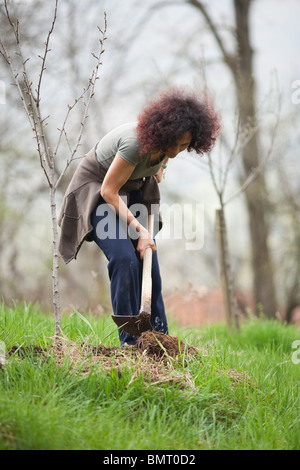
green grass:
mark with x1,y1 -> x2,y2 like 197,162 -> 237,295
0,301 -> 299,450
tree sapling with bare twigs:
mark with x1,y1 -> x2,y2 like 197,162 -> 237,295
0,0 -> 107,335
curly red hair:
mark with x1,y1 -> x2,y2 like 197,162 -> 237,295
136,87 -> 221,155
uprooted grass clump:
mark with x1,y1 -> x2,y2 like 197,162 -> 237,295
136,330 -> 199,359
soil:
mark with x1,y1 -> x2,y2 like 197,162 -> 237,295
8,345 -> 48,359
135,330 -> 199,360
9,331 -> 198,362
7,330 -> 201,387
7,331 -> 252,387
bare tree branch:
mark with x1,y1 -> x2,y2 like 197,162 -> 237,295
0,0 -> 107,335
186,0 -> 236,70
54,15 -> 107,189
1,0 -> 57,184
36,0 -> 58,109
224,93 -> 281,206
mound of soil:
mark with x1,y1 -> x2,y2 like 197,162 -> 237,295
6,333 -> 253,389
8,331 -> 199,362
135,330 -> 199,360
7,331 -> 200,387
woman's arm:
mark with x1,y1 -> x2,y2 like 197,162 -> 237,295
100,154 -> 155,258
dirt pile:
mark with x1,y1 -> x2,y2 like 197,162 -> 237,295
135,330 -> 199,360
8,331 -> 200,387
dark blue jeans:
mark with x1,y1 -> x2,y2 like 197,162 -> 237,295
91,189 -> 168,345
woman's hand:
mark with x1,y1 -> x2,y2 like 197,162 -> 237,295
137,226 -> 156,259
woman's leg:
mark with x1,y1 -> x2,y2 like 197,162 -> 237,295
91,191 -> 168,345
91,197 -> 140,345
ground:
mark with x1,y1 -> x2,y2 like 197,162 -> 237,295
8,331 -> 202,387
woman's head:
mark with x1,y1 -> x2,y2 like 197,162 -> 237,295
136,87 -> 221,156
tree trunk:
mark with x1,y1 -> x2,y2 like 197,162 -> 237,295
215,208 -> 240,332
50,183 -> 61,336
233,0 -> 277,317
187,0 -> 278,317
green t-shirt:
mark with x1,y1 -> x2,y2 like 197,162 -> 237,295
95,122 -> 164,180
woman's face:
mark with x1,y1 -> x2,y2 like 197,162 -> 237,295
165,131 -> 192,158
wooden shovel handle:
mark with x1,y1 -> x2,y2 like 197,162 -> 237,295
140,213 -> 154,314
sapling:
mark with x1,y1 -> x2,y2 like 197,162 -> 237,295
0,0 -> 107,335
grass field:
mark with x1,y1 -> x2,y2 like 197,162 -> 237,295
0,301 -> 299,450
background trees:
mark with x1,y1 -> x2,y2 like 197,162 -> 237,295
186,0 -> 277,317
0,0 -> 299,323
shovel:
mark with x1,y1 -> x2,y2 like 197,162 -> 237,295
111,213 -> 154,336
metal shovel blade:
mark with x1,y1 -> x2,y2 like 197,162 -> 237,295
111,311 -> 153,336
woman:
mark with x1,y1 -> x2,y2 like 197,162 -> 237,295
58,87 -> 220,345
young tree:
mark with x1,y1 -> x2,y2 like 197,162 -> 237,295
0,0 -> 107,335
206,99 -> 280,331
